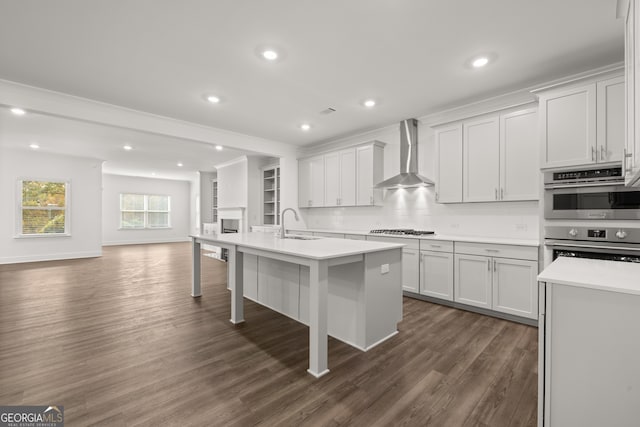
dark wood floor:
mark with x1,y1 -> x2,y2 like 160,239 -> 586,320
0,242 -> 537,426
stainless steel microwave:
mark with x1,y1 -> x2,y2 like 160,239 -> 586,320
544,166 -> 640,220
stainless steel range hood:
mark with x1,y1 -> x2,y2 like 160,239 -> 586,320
375,118 -> 435,188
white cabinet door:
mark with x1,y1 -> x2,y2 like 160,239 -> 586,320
625,0 -> 640,186
324,152 -> 340,207
492,258 -> 538,319
356,144 -> 383,206
540,84 -> 597,168
402,248 -> 420,293
298,158 -> 311,208
500,108 -> 539,201
454,254 -> 492,309
434,123 -> 463,203
339,148 -> 357,206
309,155 -> 325,207
597,76 -> 625,164
420,250 -> 454,301
463,115 -> 500,202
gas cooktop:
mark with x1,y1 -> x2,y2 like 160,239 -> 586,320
369,229 -> 435,236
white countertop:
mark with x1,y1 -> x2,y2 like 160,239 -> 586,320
288,228 -> 540,247
192,232 -> 405,260
538,257 -> 640,296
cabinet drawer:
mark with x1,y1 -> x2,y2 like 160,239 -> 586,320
419,239 -> 453,252
454,242 -> 538,261
366,235 -> 419,250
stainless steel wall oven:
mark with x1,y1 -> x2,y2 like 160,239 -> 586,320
544,166 -> 640,220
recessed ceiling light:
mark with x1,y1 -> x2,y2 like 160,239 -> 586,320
11,107 -> 26,116
262,50 -> 278,61
151,172 -> 156,176
123,145 -> 133,151
300,123 -> 311,131
472,56 -> 489,68
363,99 -> 376,108
215,145 -> 223,151
29,143 -> 39,150
207,95 -> 220,104
177,162 -> 183,167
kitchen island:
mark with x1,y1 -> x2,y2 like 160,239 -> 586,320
191,232 -> 405,377
537,257 -> 640,426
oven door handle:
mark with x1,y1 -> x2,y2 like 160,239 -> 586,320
545,241 -> 640,253
543,181 -> 625,190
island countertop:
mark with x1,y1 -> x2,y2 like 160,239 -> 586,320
191,232 -> 406,260
537,257 -> 640,296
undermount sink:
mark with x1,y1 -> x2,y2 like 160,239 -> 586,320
284,234 -> 321,240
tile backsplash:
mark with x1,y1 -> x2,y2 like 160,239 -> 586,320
300,187 -> 539,239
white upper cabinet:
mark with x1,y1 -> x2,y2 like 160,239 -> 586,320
624,0 -> 640,186
434,106 -> 538,204
540,84 -> 597,168
298,142 -> 383,208
597,76 -> 625,163
356,143 -> 384,206
463,115 -> 500,202
325,148 -> 356,207
340,149 -> 357,206
298,155 -> 324,208
500,108 -> 539,201
539,72 -> 624,170
309,156 -> 325,207
298,157 -> 311,208
434,123 -> 463,203
324,152 -> 340,207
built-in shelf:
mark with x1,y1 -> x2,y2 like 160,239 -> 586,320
212,179 -> 218,223
263,165 -> 280,225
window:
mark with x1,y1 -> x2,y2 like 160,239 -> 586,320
120,194 -> 170,229
19,180 -> 70,236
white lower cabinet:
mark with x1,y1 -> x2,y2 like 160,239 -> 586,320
402,248 -> 420,293
454,254 -> 493,309
420,250 -> 454,301
454,242 -> 539,319
492,258 -> 538,318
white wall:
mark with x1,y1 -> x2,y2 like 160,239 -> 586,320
300,122 -> 539,240
0,148 -> 103,263
102,174 -> 191,245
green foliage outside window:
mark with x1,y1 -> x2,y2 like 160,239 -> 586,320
21,181 -> 67,234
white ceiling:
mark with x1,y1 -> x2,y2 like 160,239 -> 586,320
0,0 -> 625,177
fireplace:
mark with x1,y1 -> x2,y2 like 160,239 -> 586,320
218,208 -> 245,261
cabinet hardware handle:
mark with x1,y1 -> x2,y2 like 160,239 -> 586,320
601,145 -> 606,161
487,259 -> 491,271
370,195 -> 374,205
493,259 -> 496,272
495,188 -> 498,200
623,148 -> 632,176
591,146 -> 596,161
500,188 -> 504,200
435,191 -> 439,201
430,244 -> 441,248
486,249 -> 499,253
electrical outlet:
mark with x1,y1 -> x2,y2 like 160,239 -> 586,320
380,264 -> 389,274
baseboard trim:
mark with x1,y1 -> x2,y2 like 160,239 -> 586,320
102,237 -> 190,246
0,250 -> 102,265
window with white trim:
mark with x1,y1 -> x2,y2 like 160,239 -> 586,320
19,180 -> 70,236
120,194 -> 171,229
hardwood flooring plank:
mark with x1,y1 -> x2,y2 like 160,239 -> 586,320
0,242 -> 538,426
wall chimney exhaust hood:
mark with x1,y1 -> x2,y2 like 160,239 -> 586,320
375,118 -> 435,189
